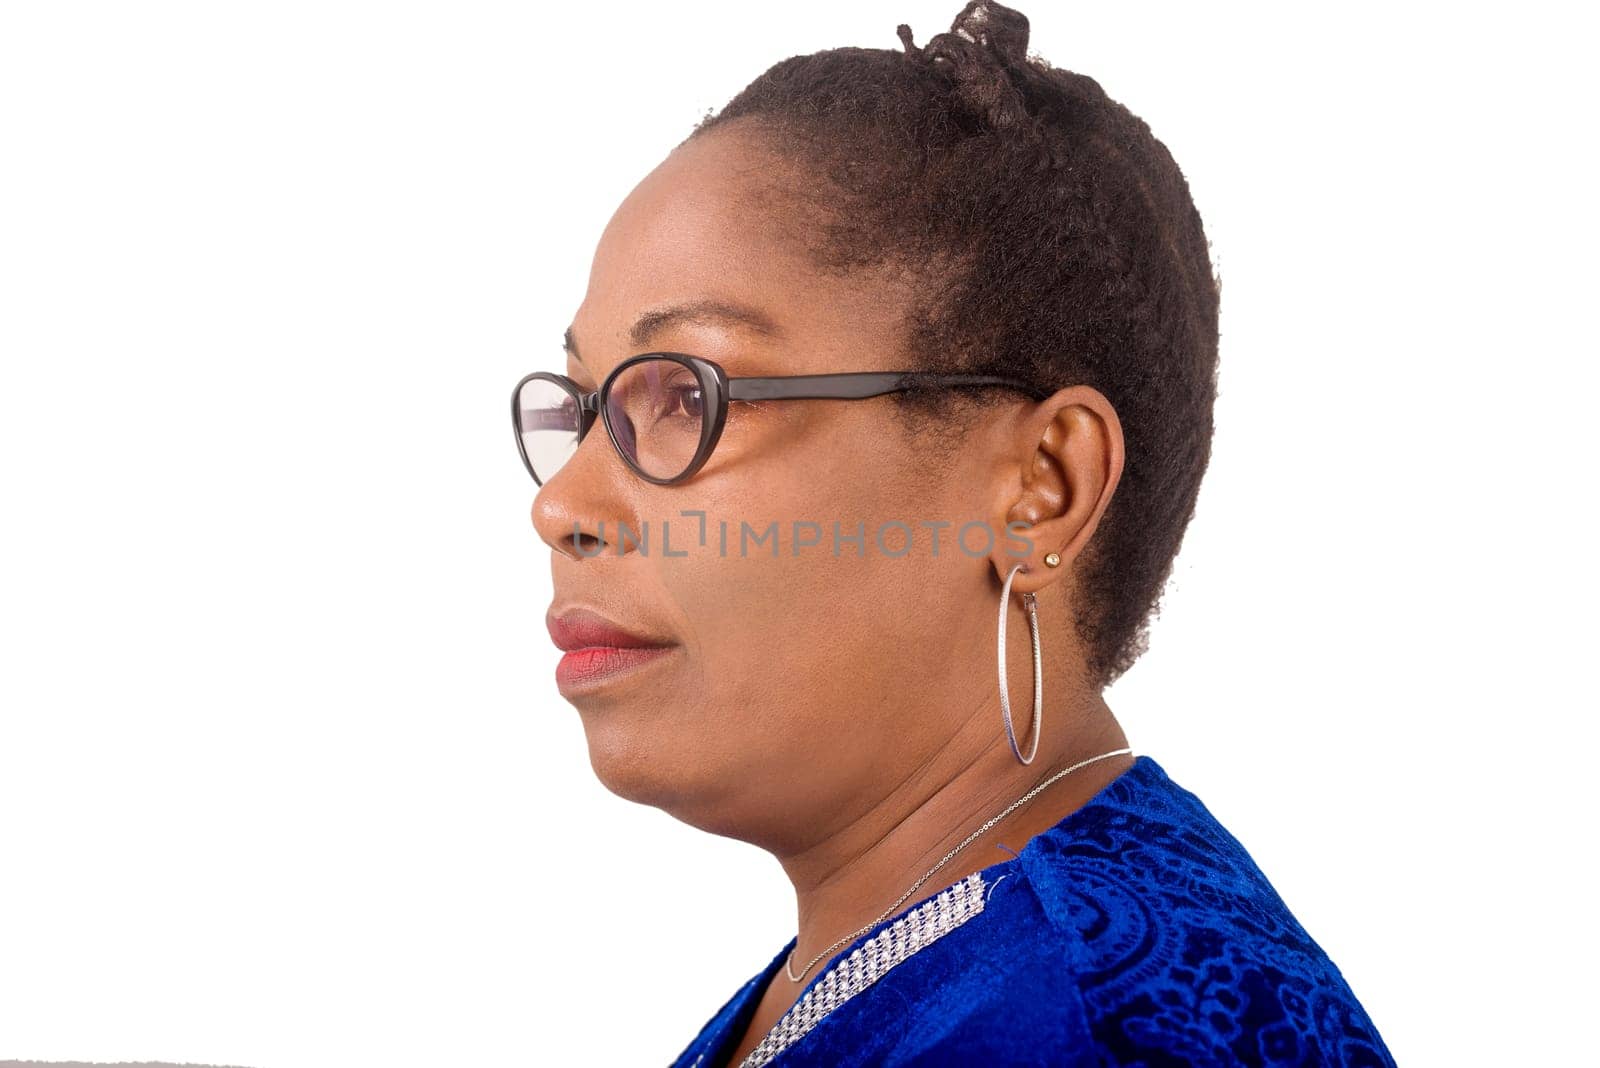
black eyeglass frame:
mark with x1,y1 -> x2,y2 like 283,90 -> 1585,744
511,351 -> 1051,486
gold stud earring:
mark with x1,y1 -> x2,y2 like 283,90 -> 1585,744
1044,552 -> 1062,568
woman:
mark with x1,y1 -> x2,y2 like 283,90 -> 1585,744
513,2 -> 1396,1065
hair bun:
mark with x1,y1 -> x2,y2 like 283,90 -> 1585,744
896,2 -> 1032,130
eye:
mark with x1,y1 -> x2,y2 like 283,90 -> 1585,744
666,383 -> 704,420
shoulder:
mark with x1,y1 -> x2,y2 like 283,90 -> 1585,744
1011,756 -> 1397,1067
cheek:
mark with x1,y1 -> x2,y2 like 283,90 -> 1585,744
580,547 -> 888,818
666,543 -> 872,727
647,513 -> 963,770
581,442 -> 985,812
663,458 -> 917,707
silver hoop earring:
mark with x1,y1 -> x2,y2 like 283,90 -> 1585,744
997,562 -> 1042,765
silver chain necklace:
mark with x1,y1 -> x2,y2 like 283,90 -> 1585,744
784,745 -> 1134,982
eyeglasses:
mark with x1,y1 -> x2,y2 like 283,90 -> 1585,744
511,351 -> 1049,486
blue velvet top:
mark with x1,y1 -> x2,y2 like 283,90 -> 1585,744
670,754 -> 1395,1067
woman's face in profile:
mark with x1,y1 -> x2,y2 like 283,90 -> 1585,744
532,122 -> 1040,845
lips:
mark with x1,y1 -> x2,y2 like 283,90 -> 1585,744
547,607 -> 678,693
546,607 -> 674,653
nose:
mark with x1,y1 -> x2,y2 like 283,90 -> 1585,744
529,425 -> 641,561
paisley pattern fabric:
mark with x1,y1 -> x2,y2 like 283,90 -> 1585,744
669,755 -> 1396,1067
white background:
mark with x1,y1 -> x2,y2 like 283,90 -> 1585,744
2,2 -> 1594,1065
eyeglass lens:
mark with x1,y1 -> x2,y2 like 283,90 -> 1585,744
516,356 -> 709,484
516,377 -> 581,485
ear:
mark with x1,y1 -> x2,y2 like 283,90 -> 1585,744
990,385 -> 1124,598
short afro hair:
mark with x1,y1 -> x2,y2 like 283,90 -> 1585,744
686,1 -> 1222,687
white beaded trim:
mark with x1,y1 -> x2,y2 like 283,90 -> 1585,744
734,870 -> 989,1068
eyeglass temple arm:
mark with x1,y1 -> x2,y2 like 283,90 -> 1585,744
726,372 -> 1048,402
520,408 -> 582,431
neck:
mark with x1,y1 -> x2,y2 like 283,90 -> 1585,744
774,688 -> 1133,982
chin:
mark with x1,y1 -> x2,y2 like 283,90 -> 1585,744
580,714 -> 754,835
579,710 -> 692,805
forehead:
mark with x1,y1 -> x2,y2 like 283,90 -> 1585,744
569,127 -> 914,374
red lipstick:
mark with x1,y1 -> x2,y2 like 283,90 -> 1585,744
547,608 -> 677,692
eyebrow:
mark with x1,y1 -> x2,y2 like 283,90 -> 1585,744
563,298 -> 782,367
